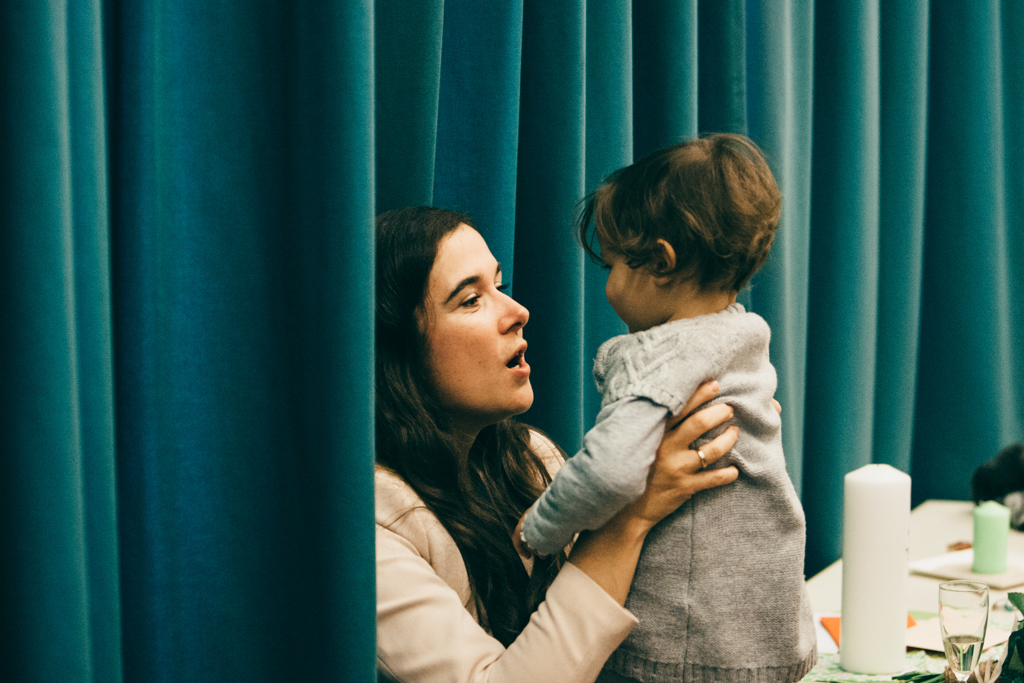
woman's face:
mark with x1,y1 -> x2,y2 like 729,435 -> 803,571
419,225 -> 533,437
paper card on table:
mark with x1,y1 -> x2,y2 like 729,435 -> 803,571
905,617 -> 1011,653
815,615 -> 840,655
909,550 -> 1024,590
819,614 -> 916,647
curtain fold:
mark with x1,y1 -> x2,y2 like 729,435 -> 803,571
632,0 -> 698,156
803,1 -> 883,572
2,1 -> 1023,678
745,0 -> 815,489
874,0 -> 928,476
109,1 -> 376,680
512,0 -> 588,452
433,0 -> 524,282
583,0 -> 632,423
697,0 -> 746,136
0,2 -> 120,680
1007,1 -> 1024,431
374,0 -> 443,213
913,0 -> 1020,507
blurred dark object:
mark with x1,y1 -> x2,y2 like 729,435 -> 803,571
971,444 -> 1024,504
1005,492 -> 1024,531
972,444 -> 1024,531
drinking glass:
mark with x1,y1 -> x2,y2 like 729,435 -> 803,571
939,581 -> 990,682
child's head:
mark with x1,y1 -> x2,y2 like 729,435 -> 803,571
579,133 -> 781,294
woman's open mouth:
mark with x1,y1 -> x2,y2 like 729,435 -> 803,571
506,349 -> 525,368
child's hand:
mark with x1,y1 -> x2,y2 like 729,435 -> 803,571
513,512 -> 534,561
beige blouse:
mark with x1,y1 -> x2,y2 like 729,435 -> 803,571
375,431 -> 638,683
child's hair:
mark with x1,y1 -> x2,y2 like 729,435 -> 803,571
578,133 -> 781,293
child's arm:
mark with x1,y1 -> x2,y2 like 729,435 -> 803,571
520,397 -> 671,557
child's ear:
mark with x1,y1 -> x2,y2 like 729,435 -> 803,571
651,239 -> 677,284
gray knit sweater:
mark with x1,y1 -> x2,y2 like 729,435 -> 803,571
523,304 -> 817,683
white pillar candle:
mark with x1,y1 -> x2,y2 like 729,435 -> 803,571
840,464 -> 912,674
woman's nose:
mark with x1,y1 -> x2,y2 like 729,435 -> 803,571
501,291 -> 529,330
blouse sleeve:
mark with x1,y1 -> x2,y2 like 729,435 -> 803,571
376,521 -> 638,683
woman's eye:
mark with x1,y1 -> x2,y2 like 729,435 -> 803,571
496,282 -> 511,292
460,294 -> 481,308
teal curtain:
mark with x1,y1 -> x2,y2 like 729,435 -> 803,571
3,1 -> 376,680
2,1 -> 1022,679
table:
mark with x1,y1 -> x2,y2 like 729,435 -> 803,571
802,500 -> 1024,679
806,499 -> 1024,616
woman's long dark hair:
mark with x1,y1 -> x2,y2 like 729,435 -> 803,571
375,206 -> 564,646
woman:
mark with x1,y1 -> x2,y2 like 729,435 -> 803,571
375,206 -> 741,683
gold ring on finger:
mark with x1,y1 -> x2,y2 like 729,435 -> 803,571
697,449 -> 707,470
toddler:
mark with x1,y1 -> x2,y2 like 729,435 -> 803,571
520,134 -> 817,683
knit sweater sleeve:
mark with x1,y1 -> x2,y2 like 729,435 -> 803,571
520,397 -> 670,557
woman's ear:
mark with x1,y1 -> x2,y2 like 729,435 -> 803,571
650,239 -> 677,284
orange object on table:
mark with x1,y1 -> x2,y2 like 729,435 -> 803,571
820,614 -> 916,646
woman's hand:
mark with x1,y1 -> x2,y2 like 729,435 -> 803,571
567,381 -> 739,604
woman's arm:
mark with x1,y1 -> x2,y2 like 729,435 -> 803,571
567,381 -> 740,605
377,515 -> 638,683
377,382 -> 739,682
